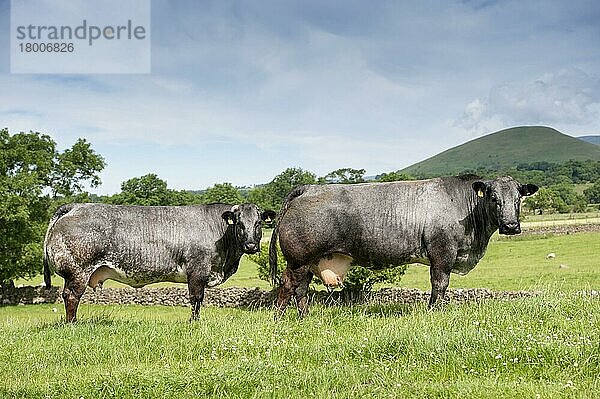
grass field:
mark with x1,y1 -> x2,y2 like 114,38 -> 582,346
1,293 -> 598,398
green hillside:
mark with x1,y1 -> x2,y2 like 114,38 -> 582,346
402,126 -> 600,176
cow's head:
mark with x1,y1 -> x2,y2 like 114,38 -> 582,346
472,177 -> 538,235
222,204 -> 276,254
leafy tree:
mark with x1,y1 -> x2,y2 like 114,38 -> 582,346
247,168 -> 317,211
523,188 -> 563,214
584,180 -> 600,204
0,129 -> 104,286
548,183 -> 587,213
248,242 -> 286,282
339,265 -> 407,303
202,182 -> 244,205
52,139 -> 105,196
376,171 -> 414,182
246,185 -> 272,210
107,174 -> 169,206
106,174 -> 201,206
319,168 -> 366,184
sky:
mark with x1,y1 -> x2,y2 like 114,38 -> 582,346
1,0 -> 599,194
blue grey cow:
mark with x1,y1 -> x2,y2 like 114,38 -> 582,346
269,175 -> 538,317
44,203 -> 275,322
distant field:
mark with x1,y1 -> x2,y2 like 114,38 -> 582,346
520,211 -> 600,228
523,211 -> 600,223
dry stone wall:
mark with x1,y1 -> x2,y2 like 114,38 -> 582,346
1,285 -> 544,309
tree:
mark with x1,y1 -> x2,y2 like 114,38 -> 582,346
523,188 -> 562,214
52,139 -> 105,196
247,168 -> 317,211
0,129 -> 105,286
584,180 -> 600,204
105,174 -> 201,206
202,182 -> 244,204
548,183 -> 587,213
376,171 -> 414,182
319,168 -> 365,184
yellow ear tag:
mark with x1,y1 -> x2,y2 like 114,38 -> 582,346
477,189 -> 484,198
227,218 -> 235,225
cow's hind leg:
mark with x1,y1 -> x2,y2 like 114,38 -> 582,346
295,268 -> 313,318
62,274 -> 87,323
275,263 -> 310,319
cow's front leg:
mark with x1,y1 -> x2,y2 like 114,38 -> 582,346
428,265 -> 451,308
187,274 -> 207,321
427,236 -> 456,308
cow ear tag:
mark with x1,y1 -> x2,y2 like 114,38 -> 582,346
477,189 -> 484,198
264,217 -> 272,223
227,217 -> 235,225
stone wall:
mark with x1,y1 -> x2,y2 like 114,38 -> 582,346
1,285 -> 542,309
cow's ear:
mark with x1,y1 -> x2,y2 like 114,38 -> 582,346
472,181 -> 487,198
222,211 -> 237,225
519,184 -> 539,196
261,210 -> 276,223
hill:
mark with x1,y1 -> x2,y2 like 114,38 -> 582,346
401,126 -> 600,177
578,135 -> 600,145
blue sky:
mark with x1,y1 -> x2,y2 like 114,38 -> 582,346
1,0 -> 600,194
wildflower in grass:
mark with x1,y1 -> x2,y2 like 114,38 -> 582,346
495,353 -> 502,359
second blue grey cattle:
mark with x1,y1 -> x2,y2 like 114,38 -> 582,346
270,175 -> 538,317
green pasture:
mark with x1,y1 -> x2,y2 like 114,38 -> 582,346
1,293 -> 598,398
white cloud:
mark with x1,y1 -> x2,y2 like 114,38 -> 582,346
456,69 -> 600,135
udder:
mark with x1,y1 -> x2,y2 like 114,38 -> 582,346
311,253 -> 353,288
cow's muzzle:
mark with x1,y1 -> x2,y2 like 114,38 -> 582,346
243,242 -> 259,254
499,222 -> 521,235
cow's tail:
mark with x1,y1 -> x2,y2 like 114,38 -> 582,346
43,204 -> 76,289
269,185 -> 309,286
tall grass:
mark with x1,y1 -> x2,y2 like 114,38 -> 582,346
1,292 -> 598,398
